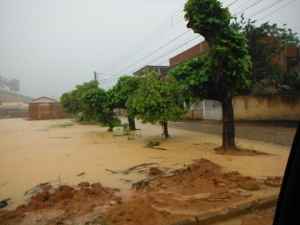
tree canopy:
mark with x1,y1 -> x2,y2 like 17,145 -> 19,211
128,70 -> 185,138
170,0 -> 252,150
108,75 -> 140,130
183,0 -> 252,101
60,80 -> 120,129
236,18 -> 299,80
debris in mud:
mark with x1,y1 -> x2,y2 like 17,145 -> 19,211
145,140 -> 160,148
238,180 -> 261,191
264,176 -> 282,187
132,159 -> 262,195
0,182 -> 119,225
105,169 -> 119,174
223,171 -> 261,191
49,136 -> 72,139
106,163 -> 160,175
77,172 -> 86,177
24,182 -> 53,198
215,147 -> 268,156
148,167 -> 164,177
120,178 -> 133,184
153,147 -> 168,151
0,198 -> 10,208
132,178 -> 153,190
0,159 -> 275,225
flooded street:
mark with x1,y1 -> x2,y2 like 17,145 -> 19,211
0,118 -> 289,209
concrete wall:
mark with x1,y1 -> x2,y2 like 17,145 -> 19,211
184,102 -> 203,120
233,95 -> 300,121
203,100 -> 222,120
184,95 -> 300,121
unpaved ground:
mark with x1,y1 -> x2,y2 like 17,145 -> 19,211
170,120 -> 297,146
0,118 -> 288,209
0,118 -> 288,224
0,159 -> 280,225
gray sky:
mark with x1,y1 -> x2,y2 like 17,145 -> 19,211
0,0 -> 299,98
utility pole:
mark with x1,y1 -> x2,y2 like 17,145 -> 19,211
93,71 -> 98,82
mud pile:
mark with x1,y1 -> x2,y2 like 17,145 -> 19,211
0,182 -> 120,225
0,159 -> 280,225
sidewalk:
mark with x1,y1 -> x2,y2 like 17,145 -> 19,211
170,120 -> 297,146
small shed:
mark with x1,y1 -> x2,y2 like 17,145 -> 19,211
29,97 -> 65,120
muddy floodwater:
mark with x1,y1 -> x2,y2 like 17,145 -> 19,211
0,118 -> 289,209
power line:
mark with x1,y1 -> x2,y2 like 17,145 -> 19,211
249,0 -> 284,17
99,35 -> 201,81
139,36 -> 201,68
235,0 -> 264,15
258,0 -> 297,20
104,0 -> 294,84
227,0 -> 240,7
113,0 -> 242,75
114,30 -> 191,75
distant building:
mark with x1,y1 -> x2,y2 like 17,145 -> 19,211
169,40 -> 300,73
169,41 -> 300,121
133,65 -> 169,77
29,97 -> 65,120
169,42 -> 209,67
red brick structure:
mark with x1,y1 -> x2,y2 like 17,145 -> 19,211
29,97 -> 65,120
169,40 -> 299,72
169,41 -> 209,67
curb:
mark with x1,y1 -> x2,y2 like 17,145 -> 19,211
168,193 -> 278,225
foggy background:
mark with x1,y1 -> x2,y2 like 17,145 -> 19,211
0,0 -> 299,98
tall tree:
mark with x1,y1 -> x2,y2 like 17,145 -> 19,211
128,71 -> 185,138
172,0 -> 251,150
61,80 -> 120,129
61,80 -> 99,116
234,18 -> 300,84
109,76 -> 140,130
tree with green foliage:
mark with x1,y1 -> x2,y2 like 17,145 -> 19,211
128,71 -> 185,138
109,76 -> 140,130
61,80 -> 99,116
234,17 -> 300,85
61,80 -> 120,129
171,0 -> 251,150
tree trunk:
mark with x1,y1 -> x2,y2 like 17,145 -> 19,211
161,121 -> 169,139
222,96 -> 236,150
128,115 -> 136,130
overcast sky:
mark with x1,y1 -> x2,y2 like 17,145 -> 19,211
0,0 -> 299,98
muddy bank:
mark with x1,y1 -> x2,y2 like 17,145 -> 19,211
0,159 -> 281,225
0,119 -> 288,210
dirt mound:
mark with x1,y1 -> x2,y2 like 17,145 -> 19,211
133,159 -> 261,195
0,159 -> 273,225
0,182 -> 120,225
104,196 -> 187,225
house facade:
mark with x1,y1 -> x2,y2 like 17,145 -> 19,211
169,41 -> 300,121
29,97 -> 65,120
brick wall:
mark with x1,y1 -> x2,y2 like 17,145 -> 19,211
169,41 -> 209,67
29,102 -> 65,120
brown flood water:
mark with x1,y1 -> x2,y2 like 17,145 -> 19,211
0,118 -> 289,209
